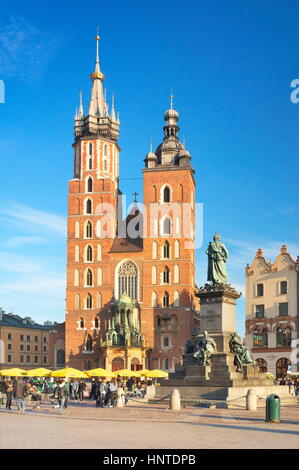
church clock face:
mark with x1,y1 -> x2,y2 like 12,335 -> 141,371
162,153 -> 173,164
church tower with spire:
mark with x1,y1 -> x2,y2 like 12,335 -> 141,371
65,37 -> 197,372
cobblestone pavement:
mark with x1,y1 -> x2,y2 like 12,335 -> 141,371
0,401 -> 298,449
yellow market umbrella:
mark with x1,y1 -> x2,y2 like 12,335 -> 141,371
113,369 -> 137,377
145,369 -> 169,378
0,368 -> 27,377
136,369 -> 150,376
85,368 -> 112,377
25,368 -> 53,377
51,368 -> 88,379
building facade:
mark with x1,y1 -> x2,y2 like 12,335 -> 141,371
65,36 -> 198,372
0,308 -> 65,370
245,245 -> 299,377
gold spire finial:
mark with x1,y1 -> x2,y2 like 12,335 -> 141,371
170,90 -> 174,109
96,26 -> 100,41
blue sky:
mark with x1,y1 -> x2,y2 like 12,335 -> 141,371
0,0 -> 298,335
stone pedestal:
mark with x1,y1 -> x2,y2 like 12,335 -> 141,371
195,283 -> 241,353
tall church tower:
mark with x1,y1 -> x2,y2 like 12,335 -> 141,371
66,34 -> 121,368
142,97 -> 197,370
65,37 -> 197,372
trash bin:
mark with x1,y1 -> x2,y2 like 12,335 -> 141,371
265,394 -> 280,423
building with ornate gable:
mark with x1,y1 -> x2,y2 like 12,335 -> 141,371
245,245 -> 299,377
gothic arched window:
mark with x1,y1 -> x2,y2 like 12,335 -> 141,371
86,245 -> 93,262
163,291 -> 169,307
117,261 -> 138,300
87,177 -> 93,193
86,294 -> 92,309
89,143 -> 93,155
163,241 -> 170,259
163,217 -> 171,235
86,268 -> 93,287
86,221 -> 92,238
163,186 -> 171,203
86,199 -> 92,215
163,266 -> 170,284
94,317 -> 99,329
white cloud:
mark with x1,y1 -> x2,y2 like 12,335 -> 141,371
0,17 -> 65,82
4,236 -> 48,248
0,202 -> 66,237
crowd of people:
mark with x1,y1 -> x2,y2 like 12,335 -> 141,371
1,374 -> 154,415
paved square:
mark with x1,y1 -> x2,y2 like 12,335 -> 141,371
0,401 -> 298,449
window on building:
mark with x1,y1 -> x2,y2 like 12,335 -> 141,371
27,336 -> 30,342
152,292 -> 158,308
35,356 -> 38,363
163,241 -> 170,259
20,335 -> 24,341
8,333 -> 12,340
253,329 -> 268,348
26,355 -> 30,363
34,345 -> 38,352
89,142 -> 93,155
86,199 -> 92,215
35,336 -> 38,342
256,358 -> 267,372
95,317 -> 99,329
162,217 -> 171,235
163,292 -> 169,307
255,305 -> 265,318
256,284 -> 264,297
276,327 -> 292,348
80,318 -> 85,329
43,337 -> 47,343
86,294 -> 92,309
86,245 -> 93,262
20,344 -> 24,351
279,302 -> 288,316
174,240 -> 180,258
86,221 -> 92,238
8,343 -> 12,350
163,337 -> 169,347
163,357 -> 169,370
20,355 -> 24,363
276,357 -> 291,378
86,268 -> 93,286
87,177 -> 93,193
43,346 -> 47,352
43,356 -> 47,364
27,345 -> 30,352
156,316 -> 161,327
7,354 -> 12,363
117,261 -> 138,300
280,281 -> 288,295
88,158 -> 92,170
174,291 -> 180,307
163,266 -> 170,284
163,186 -> 171,203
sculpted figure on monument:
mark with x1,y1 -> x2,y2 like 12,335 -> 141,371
184,340 -> 194,354
193,331 -> 217,365
229,332 -> 256,374
206,233 -> 229,284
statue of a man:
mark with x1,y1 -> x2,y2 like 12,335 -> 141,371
206,233 -> 229,284
193,331 -> 217,365
229,332 -> 256,374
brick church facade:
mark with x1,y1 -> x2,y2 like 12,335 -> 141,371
65,36 -> 199,372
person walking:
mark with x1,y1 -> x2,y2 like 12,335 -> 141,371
78,379 -> 87,401
13,377 -> 28,414
57,378 -> 69,415
108,378 -> 117,408
5,379 -> 13,410
98,378 -> 107,407
89,378 -> 97,400
71,379 -> 79,401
